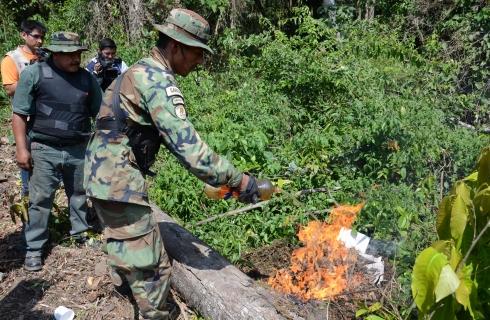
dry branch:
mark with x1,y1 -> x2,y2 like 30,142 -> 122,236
194,200 -> 269,226
194,186 -> 339,226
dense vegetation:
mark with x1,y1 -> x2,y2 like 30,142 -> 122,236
1,0 -> 488,318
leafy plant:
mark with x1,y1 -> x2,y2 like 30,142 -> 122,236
411,147 -> 490,319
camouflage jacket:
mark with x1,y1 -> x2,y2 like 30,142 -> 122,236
84,47 -> 243,206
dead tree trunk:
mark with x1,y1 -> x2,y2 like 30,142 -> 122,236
152,205 -> 303,320
127,0 -> 144,41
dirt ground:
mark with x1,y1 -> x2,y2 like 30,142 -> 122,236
0,139 -> 201,320
0,138 -> 149,319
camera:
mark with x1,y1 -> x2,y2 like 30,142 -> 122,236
97,53 -> 121,90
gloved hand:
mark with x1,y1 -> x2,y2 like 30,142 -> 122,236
238,173 -> 260,204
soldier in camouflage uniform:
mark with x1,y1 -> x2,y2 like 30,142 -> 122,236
84,8 -> 268,320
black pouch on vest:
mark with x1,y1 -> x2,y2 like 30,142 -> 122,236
124,124 -> 161,176
96,72 -> 161,177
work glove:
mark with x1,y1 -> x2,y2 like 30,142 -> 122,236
238,173 -> 260,204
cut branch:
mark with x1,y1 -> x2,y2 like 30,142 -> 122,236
195,201 -> 269,226
195,186 -> 339,226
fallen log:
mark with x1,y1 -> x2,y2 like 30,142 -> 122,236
152,205 -> 303,320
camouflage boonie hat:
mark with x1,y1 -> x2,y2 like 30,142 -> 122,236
44,32 -> 88,53
153,8 -> 213,54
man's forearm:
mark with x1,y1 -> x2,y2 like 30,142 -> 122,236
3,83 -> 17,97
12,113 -> 28,151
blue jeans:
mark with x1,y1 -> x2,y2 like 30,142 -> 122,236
25,141 -> 90,252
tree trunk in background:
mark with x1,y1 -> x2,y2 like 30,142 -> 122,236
128,0 -> 144,40
355,0 -> 375,20
365,0 -> 375,20
230,0 -> 236,28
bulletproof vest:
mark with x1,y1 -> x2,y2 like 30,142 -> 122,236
32,61 -> 91,141
6,47 -> 31,74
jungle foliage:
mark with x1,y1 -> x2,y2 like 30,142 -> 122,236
0,0 -> 489,318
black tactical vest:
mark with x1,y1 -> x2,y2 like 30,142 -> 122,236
95,60 -> 165,176
32,61 -> 91,142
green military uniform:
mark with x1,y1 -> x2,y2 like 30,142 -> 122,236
84,9 -> 243,320
13,32 -> 101,268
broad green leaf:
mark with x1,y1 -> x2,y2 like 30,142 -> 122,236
412,247 -> 449,313
454,181 -> 472,205
365,316 -> 384,320
463,171 -> 479,191
448,245 -> 462,270
455,264 -> 474,316
431,240 -> 461,269
437,196 -> 454,240
400,167 -> 406,179
450,194 -> 469,244
276,179 -> 292,189
435,265 -> 460,302
431,240 -> 450,254
477,147 -> 490,187
355,308 -> 369,317
368,302 -> 382,312
463,171 -> 478,183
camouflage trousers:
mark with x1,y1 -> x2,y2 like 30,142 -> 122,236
90,198 -> 172,320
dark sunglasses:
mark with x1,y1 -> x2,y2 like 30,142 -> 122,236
28,33 -> 45,40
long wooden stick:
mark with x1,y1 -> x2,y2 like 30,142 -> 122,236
195,200 -> 270,226
194,186 -> 340,226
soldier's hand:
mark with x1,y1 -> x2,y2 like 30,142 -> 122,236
16,148 -> 32,170
94,62 -> 102,74
238,173 -> 260,204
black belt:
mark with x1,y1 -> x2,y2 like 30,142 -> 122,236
32,137 -> 88,147
96,117 -> 124,131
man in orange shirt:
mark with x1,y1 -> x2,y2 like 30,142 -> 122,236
1,20 -> 47,197
2,20 -> 47,96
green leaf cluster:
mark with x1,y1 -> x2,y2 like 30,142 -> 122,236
412,147 -> 490,318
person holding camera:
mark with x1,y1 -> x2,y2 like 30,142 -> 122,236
86,38 -> 128,91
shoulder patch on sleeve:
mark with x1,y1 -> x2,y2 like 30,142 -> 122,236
172,97 -> 184,105
165,86 -> 182,97
174,105 -> 187,120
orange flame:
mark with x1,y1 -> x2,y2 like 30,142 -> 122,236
268,203 -> 364,300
